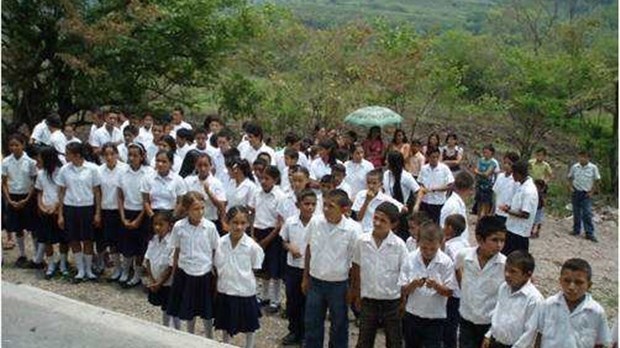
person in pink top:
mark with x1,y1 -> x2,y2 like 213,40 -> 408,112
362,126 -> 385,168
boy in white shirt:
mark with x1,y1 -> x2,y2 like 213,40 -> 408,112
351,202 -> 408,348
456,216 -> 507,348
415,147 -> 455,224
536,258 -> 611,348
493,152 -> 520,224
331,163 -> 352,198
303,189 -> 363,348
352,169 -> 404,233
399,222 -> 457,348
482,250 -> 543,348
439,171 -> 474,243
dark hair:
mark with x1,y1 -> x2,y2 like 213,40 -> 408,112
535,147 -> 547,155
454,171 -> 474,191
445,214 -> 466,237
297,188 -> 317,202
176,128 -> 194,142
152,210 -> 174,224
181,191 -> 205,210
426,147 -> 441,157
216,128 -> 233,141
408,211 -> 431,225
194,127 -> 207,136
445,133 -> 458,143
127,142 -> 148,166
123,124 -> 139,136
418,223 -> 444,243
101,142 -> 119,155
331,163 -> 346,175
512,160 -> 529,177
155,149 -> 175,166
257,152 -> 272,165
506,250 -> 536,275
367,168 -> 383,180
173,106 -> 184,116
426,133 -> 440,149
320,174 -> 334,185
577,149 -> 590,157
226,205 -> 251,222
245,123 -> 263,140
367,126 -> 382,140
284,132 -> 300,145
504,152 -> 520,163
38,146 -> 62,180
318,138 -> 338,166
229,158 -> 255,182
561,258 -> 592,281
263,165 -> 281,185
411,139 -> 422,146
252,157 -> 268,170
375,201 -> 400,223
392,129 -> 408,144
475,215 -> 507,240
386,151 -> 405,203
46,114 -> 63,129
179,150 -> 201,178
290,165 -> 310,178
325,189 -> 351,208
534,179 -> 547,190
65,142 -> 85,157
160,135 -> 177,152
7,133 -> 26,145
284,148 -> 299,160
482,144 -> 495,154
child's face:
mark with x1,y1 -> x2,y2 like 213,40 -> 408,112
155,154 -> 172,175
560,269 -> 591,303
123,131 -> 135,145
172,110 -> 183,124
291,172 -> 309,192
428,152 -> 440,166
152,125 -> 163,141
317,146 -> 328,159
260,174 -> 276,192
229,212 -> 249,237
298,196 -> 317,217
447,136 -> 457,146
106,113 -> 119,127
209,121 -> 223,135
176,137 -> 187,147
443,225 -> 455,240
195,133 -> 207,148
408,220 -> 420,239
504,264 -> 531,291
247,133 -> 261,148
128,148 -> 143,168
366,176 -> 382,193
535,151 -> 545,162
418,239 -> 441,262
158,140 -> 172,152
352,147 -> 364,162
64,126 -> 75,139
411,144 -> 421,154
253,165 -> 265,181
333,172 -> 345,186
152,216 -> 171,237
578,154 -> 589,166
284,155 -> 297,168
187,200 -> 205,223
195,156 -> 211,177
217,136 -> 230,152
320,181 -> 334,195
372,211 -> 393,235
323,197 -> 345,224
476,231 -> 506,258
143,115 -> 154,128
8,139 -> 24,156
502,158 -> 513,173
102,147 -> 118,166
482,148 -> 493,159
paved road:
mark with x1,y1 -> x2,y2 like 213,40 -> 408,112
2,281 -> 230,348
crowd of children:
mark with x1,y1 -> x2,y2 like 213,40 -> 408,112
1,108 -> 613,347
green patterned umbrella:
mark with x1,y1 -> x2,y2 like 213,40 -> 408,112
344,106 -> 403,127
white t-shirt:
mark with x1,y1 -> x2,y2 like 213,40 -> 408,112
344,159 -> 374,199
214,233 -> 264,297
170,121 -> 193,138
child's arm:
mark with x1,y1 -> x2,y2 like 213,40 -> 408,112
301,245 -> 311,295
1,175 -> 14,206
203,182 -> 226,218
350,263 -> 361,311
258,216 -> 283,250
425,278 -> 453,297
57,186 -> 66,229
37,190 -> 47,214
93,185 -> 102,228
142,193 -> 154,218
117,188 -> 128,226
143,259 -> 156,286
171,248 -> 180,275
356,190 -> 376,223
173,196 -> 183,219
154,266 -> 173,292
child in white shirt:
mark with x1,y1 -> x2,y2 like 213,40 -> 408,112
405,211 -> 432,252
352,169 -> 404,233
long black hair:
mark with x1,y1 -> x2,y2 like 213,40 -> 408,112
179,149 -> 201,178
386,151 -> 405,203
228,157 -> 255,182
38,146 -> 62,180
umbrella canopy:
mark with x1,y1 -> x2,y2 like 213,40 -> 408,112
344,106 -> 403,127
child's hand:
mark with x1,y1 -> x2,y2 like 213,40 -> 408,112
366,189 -> 378,201
481,337 -> 491,348
425,278 -> 441,290
499,204 -> 509,212
288,245 -> 302,259
57,215 -> 65,230
408,277 -> 426,292
93,213 -> 101,228
301,276 -> 311,295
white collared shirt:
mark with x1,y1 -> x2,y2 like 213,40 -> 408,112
439,192 -> 469,243
170,121 -> 193,138
306,214 -> 363,282
398,249 -> 457,318
140,171 -> 187,210
405,236 -> 417,252
506,177 -> 538,237
57,161 -> 101,207
119,165 -> 155,211
170,218 -> 219,276
443,237 -> 469,298
184,174 -> 227,221
383,170 -> 420,203
98,162 -> 128,210
50,130 -> 68,162
336,181 -> 353,199
2,153 -> 37,194
88,124 -> 100,146
117,143 -> 129,163
344,159 -> 375,199
353,231 -> 408,300
352,190 -> 404,233
278,190 -> 300,221
35,169 -> 61,207
568,162 -> 601,192
418,163 -> 455,205
249,185 -> 286,229
226,178 -> 257,211
309,157 -> 334,181
149,152 -> 182,173
275,149 -> 310,172
31,120 -> 51,145
145,233 -> 174,287
487,281 -> 543,347
537,292 -> 611,348
215,233 -> 264,297
177,143 -> 192,162
456,247 -> 506,324
493,172 -> 517,217
239,142 -> 276,165
136,126 -> 153,146
207,148 -> 230,186
91,125 -> 122,148
280,215 -> 311,269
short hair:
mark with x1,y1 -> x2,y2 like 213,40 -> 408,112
194,127 -> 207,135
245,123 -> 263,139
444,214 -> 466,237
375,202 -> 400,223
252,157 -> 268,168
411,139 -> 422,146
176,128 -> 194,142
512,160 -> 529,177
290,165 -> 310,177
284,132 -> 300,145
320,174 -> 334,184
216,128 -> 233,140
173,106 -> 184,115
46,114 -> 63,129
426,147 -> 440,156
123,124 -> 139,136
297,189 -> 317,202
181,191 -> 205,210
152,210 -> 174,224
506,250 -> 536,275
483,144 -> 495,153
475,215 -> 507,240
454,171 -> 474,191
577,149 -> 590,157
408,211 -> 431,225
445,133 -> 458,143
561,258 -> 592,281
535,147 -> 547,155
504,151 -> 520,163
331,163 -> 346,175
284,148 -> 299,160
325,189 -> 351,208
257,151 -> 272,164
263,165 -> 281,183
65,141 -> 85,157
367,168 -> 383,180
418,223 -> 444,243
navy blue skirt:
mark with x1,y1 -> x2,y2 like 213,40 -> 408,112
254,228 -> 284,279
214,293 -> 261,335
36,212 -> 66,244
64,205 -> 95,242
119,210 -> 148,257
148,285 -> 171,312
102,210 -> 121,248
5,194 -> 37,234
166,269 -> 213,321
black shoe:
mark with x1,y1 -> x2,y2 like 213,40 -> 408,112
15,256 -> 28,268
586,235 -> 598,242
265,303 -> 280,314
72,276 -> 84,284
571,231 -> 580,236
258,298 -> 270,307
281,333 -> 302,346
26,261 -> 46,269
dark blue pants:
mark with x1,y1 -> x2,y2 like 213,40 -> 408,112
443,297 -> 459,348
403,313 -> 445,348
285,266 -> 305,338
572,190 -> 595,236
420,202 -> 443,225
304,277 -> 348,348
458,317 -> 491,348
357,298 -> 402,348
501,231 -> 529,256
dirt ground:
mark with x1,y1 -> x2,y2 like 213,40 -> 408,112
2,211 -> 617,348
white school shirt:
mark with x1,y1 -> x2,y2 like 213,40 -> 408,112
493,172 -> 517,217
208,148 -> 229,186
309,157 -> 334,180
226,178 -> 257,211
35,169 -> 61,207
249,185 -> 286,229
215,233 -> 265,297
486,281 -> 543,347
405,236 -> 417,253
2,153 -> 37,194
88,124 -> 100,146
119,165 -> 155,211
443,237 -> 469,298
140,171 -> 187,210
275,149 -> 310,172
383,170 -> 420,203
568,162 -> 601,192
352,190 -> 404,233
50,130 -> 68,162
117,143 -> 129,163
306,214 -> 363,282
537,292 -> 611,348
91,125 -> 122,148
277,190 -> 299,220
57,161 -> 102,207
456,247 -> 506,325
119,120 -> 129,133
145,233 -> 174,287
280,215 -> 311,269
418,163 -> 455,205
176,143 -> 192,162
150,153 -> 182,173
344,159 -> 374,199
439,192 -> 469,243
31,120 -> 51,145
184,174 -> 227,221
336,181 -> 353,199
170,218 -> 219,276
144,142 -> 159,165
353,231 -> 408,300
239,142 -> 276,165
136,126 -> 153,146
170,121 -> 193,138
505,177 -> 538,237
398,249 -> 457,318
98,162 -> 128,210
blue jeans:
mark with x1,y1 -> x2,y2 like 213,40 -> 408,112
304,277 -> 348,348
572,191 -> 594,236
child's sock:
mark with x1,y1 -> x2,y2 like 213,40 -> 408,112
187,318 -> 196,334
16,236 -> 25,257
222,332 -> 231,344
84,254 -> 96,278
172,317 -> 181,330
74,252 -> 85,279
119,256 -> 132,283
269,278 -> 281,307
203,319 -> 213,338
109,253 -> 121,279
60,253 -> 68,273
127,264 -> 142,285
245,332 -> 255,348
34,243 -> 45,264
45,252 -> 58,275
162,312 -> 171,327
